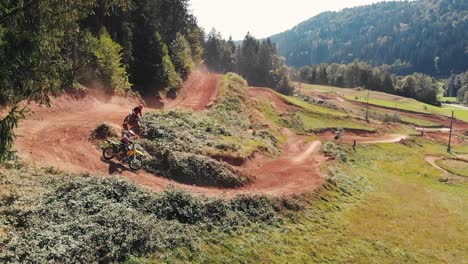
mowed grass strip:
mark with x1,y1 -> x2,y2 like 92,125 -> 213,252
435,158 -> 468,177
300,83 -> 468,122
298,111 -> 375,132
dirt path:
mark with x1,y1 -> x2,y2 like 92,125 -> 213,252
13,74 -> 327,197
162,71 -> 220,111
14,80 -> 415,198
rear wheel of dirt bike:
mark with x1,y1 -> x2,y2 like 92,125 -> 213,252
103,147 -> 117,160
128,155 -> 143,170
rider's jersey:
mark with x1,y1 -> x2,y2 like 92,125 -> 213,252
121,131 -> 134,144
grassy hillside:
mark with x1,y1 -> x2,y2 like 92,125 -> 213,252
155,138 -> 468,263
302,83 -> 468,123
254,88 -> 376,133
3,73 -> 468,263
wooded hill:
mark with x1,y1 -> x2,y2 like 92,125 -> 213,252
0,0 -> 201,161
270,0 -> 468,75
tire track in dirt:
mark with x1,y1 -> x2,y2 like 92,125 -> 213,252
14,81 -> 414,197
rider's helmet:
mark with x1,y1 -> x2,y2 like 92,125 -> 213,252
138,104 -> 144,110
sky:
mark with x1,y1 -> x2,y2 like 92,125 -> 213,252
189,0 -> 396,40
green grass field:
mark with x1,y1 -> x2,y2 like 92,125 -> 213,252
256,98 -> 375,133
298,111 -> 375,132
300,83 -> 468,122
166,138 -> 468,263
281,94 -> 348,117
436,158 -> 468,177
440,97 -> 458,103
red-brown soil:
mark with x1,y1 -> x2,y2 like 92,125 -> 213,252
162,71 -> 220,110
13,74 -> 327,197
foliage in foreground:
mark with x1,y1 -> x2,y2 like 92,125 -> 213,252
0,168 -> 278,263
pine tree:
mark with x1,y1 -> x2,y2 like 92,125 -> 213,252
170,32 -> 194,80
156,33 -> 182,93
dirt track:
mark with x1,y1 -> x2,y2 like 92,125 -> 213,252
13,73 -> 327,197
14,78 -> 418,197
163,71 -> 220,110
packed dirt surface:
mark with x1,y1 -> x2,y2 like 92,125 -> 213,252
241,130 -> 326,196
14,79 -> 429,197
162,71 -> 220,110
317,130 -> 407,144
13,74 -> 326,197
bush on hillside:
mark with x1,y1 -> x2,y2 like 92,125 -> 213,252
138,73 -> 279,188
321,141 -> 350,162
90,122 -> 118,140
142,141 -> 253,188
1,174 -> 277,263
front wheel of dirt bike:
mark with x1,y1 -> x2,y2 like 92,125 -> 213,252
103,147 -> 117,160
128,155 -> 143,170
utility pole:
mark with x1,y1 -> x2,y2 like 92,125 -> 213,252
447,111 -> 454,152
365,89 -> 370,121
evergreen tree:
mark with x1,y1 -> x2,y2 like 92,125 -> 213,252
170,32 -> 194,80
155,33 -> 182,93
80,30 -> 131,93
204,29 -> 223,72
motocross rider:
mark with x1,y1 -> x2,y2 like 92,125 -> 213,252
120,129 -> 137,152
123,104 -> 144,130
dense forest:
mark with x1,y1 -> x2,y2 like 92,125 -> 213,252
446,70 -> 468,103
203,30 -> 294,95
297,62 -> 440,105
270,0 -> 468,75
0,0 -> 201,161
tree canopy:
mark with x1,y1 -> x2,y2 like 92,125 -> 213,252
270,0 -> 468,75
297,61 -> 440,105
204,30 -> 294,95
0,0 -> 203,161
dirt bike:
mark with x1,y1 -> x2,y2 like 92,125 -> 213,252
102,139 -> 145,170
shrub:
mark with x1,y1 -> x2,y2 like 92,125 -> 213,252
143,144 -> 253,188
321,141 -> 349,162
90,122 -> 118,140
138,74 -> 280,188
1,173 -> 278,263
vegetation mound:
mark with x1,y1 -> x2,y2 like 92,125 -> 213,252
140,73 -> 279,187
0,167 -> 278,263
89,122 -> 118,140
